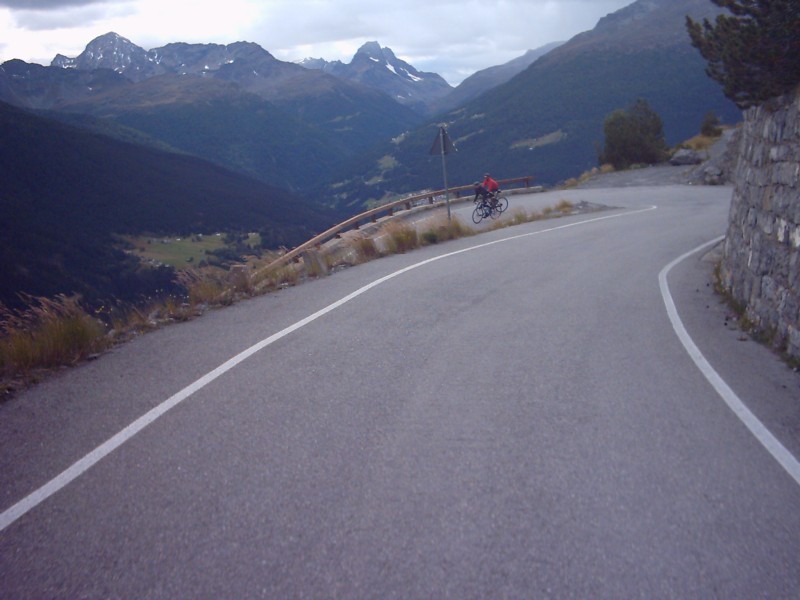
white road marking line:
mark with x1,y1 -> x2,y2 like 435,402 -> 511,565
0,206 -> 656,532
659,237 -> 800,487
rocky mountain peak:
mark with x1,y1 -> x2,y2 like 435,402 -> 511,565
354,41 -> 384,60
150,40 -> 276,77
297,57 -> 330,70
51,32 -> 163,81
52,32 -> 148,72
297,41 -> 451,114
49,34 -> 282,82
352,42 -> 406,74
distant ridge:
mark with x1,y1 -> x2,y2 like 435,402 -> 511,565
430,42 -> 564,115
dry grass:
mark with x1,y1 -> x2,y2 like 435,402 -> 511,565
252,262 -> 300,292
555,200 -> 574,212
420,215 -> 474,245
352,236 -> 381,262
1,258 -> 302,395
176,269 -> 229,306
599,164 -> 615,175
507,208 -> 531,226
0,295 -> 108,383
383,222 -> 420,254
681,133 -> 720,152
562,177 -> 580,189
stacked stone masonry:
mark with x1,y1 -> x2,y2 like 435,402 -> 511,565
721,86 -> 800,359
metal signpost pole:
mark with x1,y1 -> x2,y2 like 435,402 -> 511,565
440,127 -> 452,222
430,125 -> 454,222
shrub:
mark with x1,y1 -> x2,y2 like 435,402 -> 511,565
599,99 -> 669,170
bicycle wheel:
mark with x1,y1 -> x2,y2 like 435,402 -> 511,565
472,205 -> 484,224
496,196 -> 509,213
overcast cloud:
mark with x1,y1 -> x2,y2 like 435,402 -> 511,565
0,0 -> 632,85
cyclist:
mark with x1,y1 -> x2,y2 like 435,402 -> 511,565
474,173 -> 500,205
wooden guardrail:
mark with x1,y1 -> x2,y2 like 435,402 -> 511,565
263,176 -> 535,271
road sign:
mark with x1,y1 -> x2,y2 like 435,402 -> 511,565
429,125 -> 456,156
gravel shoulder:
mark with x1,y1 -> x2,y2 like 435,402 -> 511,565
576,128 -> 737,189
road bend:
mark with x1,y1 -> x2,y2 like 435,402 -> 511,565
1,185 -> 799,598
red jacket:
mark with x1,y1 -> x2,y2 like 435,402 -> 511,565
483,176 -> 499,192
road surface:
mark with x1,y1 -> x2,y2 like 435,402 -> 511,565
1,183 -> 799,598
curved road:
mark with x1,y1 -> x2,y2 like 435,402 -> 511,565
1,184 -> 799,598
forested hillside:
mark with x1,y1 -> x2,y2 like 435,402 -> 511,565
0,101 -> 335,308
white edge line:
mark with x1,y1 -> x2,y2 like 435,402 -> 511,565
659,236 -> 800,487
0,205 -> 657,532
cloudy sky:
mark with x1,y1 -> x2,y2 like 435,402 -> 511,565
0,0 -> 633,85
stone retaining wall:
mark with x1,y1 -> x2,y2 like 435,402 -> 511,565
720,86 -> 800,360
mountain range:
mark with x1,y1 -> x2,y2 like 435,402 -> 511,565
0,0 -> 744,306
2,35 -> 426,193
0,25 -> 561,211
325,0 -> 741,210
299,41 -> 452,115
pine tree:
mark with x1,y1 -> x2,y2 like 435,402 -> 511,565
600,99 -> 668,170
686,0 -> 800,108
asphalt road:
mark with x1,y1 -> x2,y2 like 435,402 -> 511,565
1,183 -> 799,598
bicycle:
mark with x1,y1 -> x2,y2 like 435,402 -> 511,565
471,191 -> 509,224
